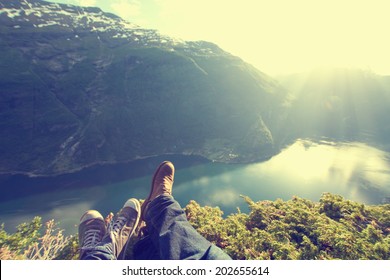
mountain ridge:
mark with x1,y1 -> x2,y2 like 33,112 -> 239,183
0,0 -> 288,176
278,67 -> 390,150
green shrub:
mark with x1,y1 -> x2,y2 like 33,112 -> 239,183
1,193 -> 389,260
185,193 -> 390,260
0,217 -> 74,260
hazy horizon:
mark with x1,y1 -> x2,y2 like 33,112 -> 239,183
44,0 -> 390,77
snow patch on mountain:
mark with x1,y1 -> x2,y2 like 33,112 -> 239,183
0,0 -> 223,56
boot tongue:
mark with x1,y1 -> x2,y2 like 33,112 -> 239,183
160,177 -> 173,193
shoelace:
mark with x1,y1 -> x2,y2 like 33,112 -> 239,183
81,229 -> 101,248
111,216 -> 127,234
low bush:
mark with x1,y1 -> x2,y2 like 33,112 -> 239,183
1,193 -> 389,260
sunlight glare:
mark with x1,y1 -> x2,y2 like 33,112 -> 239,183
47,0 -> 390,75
261,140 -> 390,193
155,0 -> 390,75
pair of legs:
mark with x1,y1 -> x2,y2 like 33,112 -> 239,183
78,161 -> 231,260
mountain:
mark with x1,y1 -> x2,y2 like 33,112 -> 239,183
278,68 -> 390,149
0,0 -> 288,176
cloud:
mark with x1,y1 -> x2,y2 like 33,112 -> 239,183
110,0 -> 141,20
208,189 -> 240,207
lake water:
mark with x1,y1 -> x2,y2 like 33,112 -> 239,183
1,138 -> 390,235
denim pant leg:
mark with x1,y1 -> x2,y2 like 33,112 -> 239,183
80,242 -> 116,260
133,234 -> 161,260
142,195 -> 231,260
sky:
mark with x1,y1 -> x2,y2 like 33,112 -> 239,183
47,0 -> 390,76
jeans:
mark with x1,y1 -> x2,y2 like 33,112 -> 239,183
81,195 -> 231,260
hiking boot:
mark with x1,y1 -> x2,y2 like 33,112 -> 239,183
78,210 -> 106,259
106,198 -> 141,259
141,161 -> 175,221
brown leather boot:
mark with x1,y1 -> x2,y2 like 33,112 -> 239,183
140,161 -> 175,221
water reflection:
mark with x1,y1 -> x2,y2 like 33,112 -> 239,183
265,139 -> 390,195
175,139 -> 390,214
1,139 -> 390,234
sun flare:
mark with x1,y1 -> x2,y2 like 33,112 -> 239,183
47,0 -> 390,75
